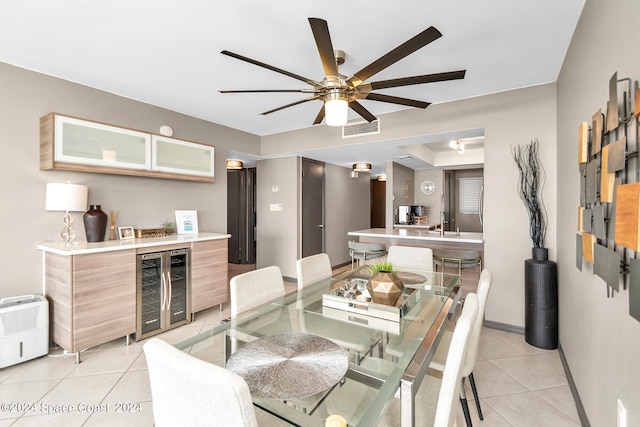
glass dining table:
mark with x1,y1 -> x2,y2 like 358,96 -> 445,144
175,266 -> 461,427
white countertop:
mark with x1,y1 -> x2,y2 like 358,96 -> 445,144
349,228 -> 484,244
37,232 -> 231,256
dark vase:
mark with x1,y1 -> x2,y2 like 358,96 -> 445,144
525,247 -> 558,349
83,205 -> 108,242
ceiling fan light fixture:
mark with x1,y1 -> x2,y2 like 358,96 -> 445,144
353,162 -> 371,172
325,89 -> 348,127
226,159 -> 243,169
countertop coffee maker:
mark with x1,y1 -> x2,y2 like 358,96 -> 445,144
398,205 -> 426,224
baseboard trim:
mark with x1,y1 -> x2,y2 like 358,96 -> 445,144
558,343 -> 590,426
483,320 -> 525,335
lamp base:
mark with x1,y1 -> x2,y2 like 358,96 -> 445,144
60,212 -> 77,244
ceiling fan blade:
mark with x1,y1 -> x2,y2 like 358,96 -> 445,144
313,105 -> 326,125
349,101 -> 377,123
346,26 -> 442,87
365,93 -> 430,109
370,70 -> 466,90
308,18 -> 339,77
220,89 -> 311,93
221,50 -> 320,87
261,96 -> 320,116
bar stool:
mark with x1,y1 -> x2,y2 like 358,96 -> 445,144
347,241 -> 386,269
433,249 -> 482,276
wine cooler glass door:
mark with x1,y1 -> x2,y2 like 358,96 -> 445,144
168,249 -> 190,326
138,253 -> 163,337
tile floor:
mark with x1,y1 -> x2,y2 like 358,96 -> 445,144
0,264 -> 580,426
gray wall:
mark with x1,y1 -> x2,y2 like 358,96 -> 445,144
0,62 -> 259,299
324,164 -> 371,266
391,162 -> 415,227
255,158 -> 370,277
413,168 -> 444,225
255,157 -> 299,278
556,0 -> 640,425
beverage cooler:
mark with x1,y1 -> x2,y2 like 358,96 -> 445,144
136,248 -> 190,340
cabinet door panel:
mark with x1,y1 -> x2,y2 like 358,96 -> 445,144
55,115 -> 150,169
191,240 -> 228,313
72,250 -> 136,351
152,135 -> 214,178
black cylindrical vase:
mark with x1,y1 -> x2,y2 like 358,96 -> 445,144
83,205 -> 108,242
525,247 -> 558,349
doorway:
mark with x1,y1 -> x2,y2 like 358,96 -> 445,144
370,179 -> 386,228
301,158 -> 325,257
227,168 -> 256,264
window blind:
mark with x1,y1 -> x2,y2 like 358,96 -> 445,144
459,177 -> 483,214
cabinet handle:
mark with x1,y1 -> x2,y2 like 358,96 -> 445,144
161,272 -> 167,311
167,273 -> 173,310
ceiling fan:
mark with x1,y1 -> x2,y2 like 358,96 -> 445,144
220,18 -> 466,126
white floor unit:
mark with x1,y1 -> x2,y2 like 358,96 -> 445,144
0,295 -> 49,369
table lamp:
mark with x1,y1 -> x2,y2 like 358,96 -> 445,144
45,182 -> 88,244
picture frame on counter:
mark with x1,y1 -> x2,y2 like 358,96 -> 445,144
175,210 -> 198,234
118,226 -> 135,240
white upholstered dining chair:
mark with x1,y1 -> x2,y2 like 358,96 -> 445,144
296,253 -> 332,290
431,268 -> 493,426
433,292 -> 478,427
386,245 -> 433,271
458,269 -> 492,424
229,265 -> 285,318
144,337 -> 258,427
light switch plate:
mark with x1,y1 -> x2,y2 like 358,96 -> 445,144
269,204 -> 283,212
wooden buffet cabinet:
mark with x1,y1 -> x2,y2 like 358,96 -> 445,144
37,233 -> 229,362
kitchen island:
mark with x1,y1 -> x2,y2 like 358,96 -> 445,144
348,228 -> 484,252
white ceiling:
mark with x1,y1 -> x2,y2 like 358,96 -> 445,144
0,0 -> 584,173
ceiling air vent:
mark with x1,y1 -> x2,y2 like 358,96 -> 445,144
342,119 -> 381,138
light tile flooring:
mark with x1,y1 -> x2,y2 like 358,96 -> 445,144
0,264 -> 580,426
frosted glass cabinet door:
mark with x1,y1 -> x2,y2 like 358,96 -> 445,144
54,115 -> 151,169
152,135 -> 215,178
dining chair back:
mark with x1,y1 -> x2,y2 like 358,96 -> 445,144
433,293 -> 478,427
386,245 -> 433,271
230,266 -> 285,318
296,253 -> 332,290
144,337 -> 258,427
459,268 -> 493,424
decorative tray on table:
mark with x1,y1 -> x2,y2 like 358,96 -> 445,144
322,277 -> 420,322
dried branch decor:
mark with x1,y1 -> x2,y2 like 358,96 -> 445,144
511,139 -> 547,248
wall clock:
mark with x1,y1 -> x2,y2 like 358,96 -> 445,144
420,180 -> 436,195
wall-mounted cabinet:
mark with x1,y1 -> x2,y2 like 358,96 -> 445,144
40,113 -> 215,182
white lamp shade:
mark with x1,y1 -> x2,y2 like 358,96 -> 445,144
325,98 -> 348,127
45,183 -> 88,212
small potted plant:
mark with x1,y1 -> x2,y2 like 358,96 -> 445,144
162,220 -> 176,236
366,261 -> 404,306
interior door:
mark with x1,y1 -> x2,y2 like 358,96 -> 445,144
370,179 -> 386,228
302,158 -> 325,257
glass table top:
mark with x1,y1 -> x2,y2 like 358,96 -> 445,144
176,266 -> 460,426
